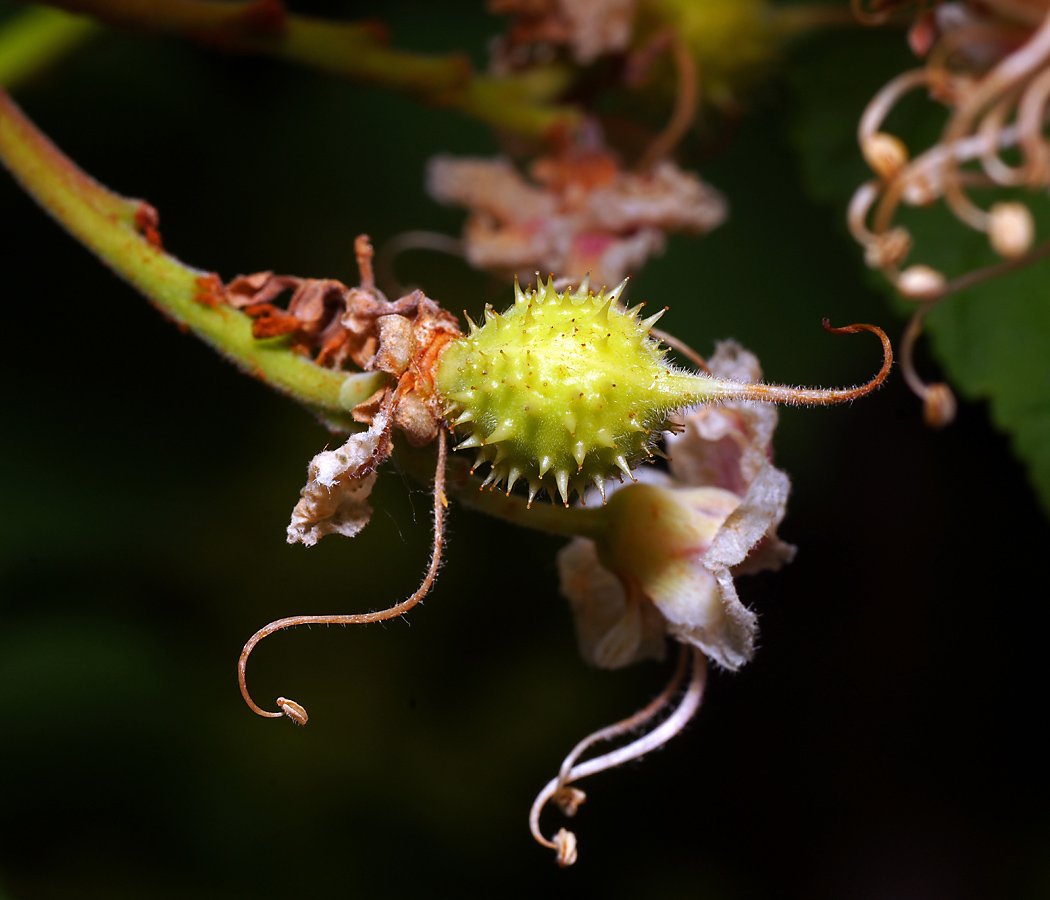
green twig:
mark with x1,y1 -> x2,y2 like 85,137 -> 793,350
0,88 -> 385,428
31,0 -> 582,139
395,439 -> 608,539
0,86 -> 601,535
0,6 -> 101,89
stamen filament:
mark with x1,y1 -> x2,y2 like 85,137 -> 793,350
638,32 -> 699,172
940,6 -> 1050,227
238,428 -> 449,723
696,320 -> 893,407
529,646 -> 706,866
650,325 -> 712,374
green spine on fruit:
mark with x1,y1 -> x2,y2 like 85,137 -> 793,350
434,276 -> 724,506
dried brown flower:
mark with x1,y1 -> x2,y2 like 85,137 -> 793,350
427,148 -> 726,288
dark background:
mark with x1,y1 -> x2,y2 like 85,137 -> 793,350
1,2 -> 1048,898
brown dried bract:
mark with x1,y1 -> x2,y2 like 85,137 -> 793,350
266,236 -> 461,543
226,270 -> 357,365
221,237 -> 461,393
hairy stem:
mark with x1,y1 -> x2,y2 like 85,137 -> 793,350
0,6 -> 100,89
677,320 -> 894,407
0,88 -> 386,426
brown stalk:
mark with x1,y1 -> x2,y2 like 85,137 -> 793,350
637,31 -> 699,172
720,321 -> 894,407
238,427 -> 449,724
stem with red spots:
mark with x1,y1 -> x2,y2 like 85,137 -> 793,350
0,88 -> 385,426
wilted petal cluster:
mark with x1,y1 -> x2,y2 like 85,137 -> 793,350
558,341 -> 794,670
427,150 -> 726,288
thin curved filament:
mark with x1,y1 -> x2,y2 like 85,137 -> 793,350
708,320 -> 893,407
940,6 -> 1050,227
238,427 -> 449,724
638,31 -> 699,172
530,645 -> 706,866
650,325 -> 712,375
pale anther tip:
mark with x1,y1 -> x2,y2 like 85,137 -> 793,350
554,828 -> 578,868
277,697 -> 308,726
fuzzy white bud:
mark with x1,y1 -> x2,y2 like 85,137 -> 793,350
864,227 -> 912,269
897,265 -> 946,299
988,202 -> 1034,259
862,132 -> 909,181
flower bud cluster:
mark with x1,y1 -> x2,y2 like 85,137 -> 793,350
851,4 -> 1049,285
427,149 -> 726,289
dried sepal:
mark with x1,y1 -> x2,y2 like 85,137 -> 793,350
286,405 -> 392,547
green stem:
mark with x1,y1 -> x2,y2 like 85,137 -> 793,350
0,88 -> 385,427
461,479 -> 609,539
0,6 -> 101,89
395,440 -> 609,539
32,0 -> 582,139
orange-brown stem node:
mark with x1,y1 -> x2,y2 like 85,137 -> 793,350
193,274 -> 225,308
134,202 -> 163,249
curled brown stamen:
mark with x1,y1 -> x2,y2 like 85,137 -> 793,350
940,8 -> 1050,227
238,428 -> 449,723
714,320 -> 893,407
375,230 -> 466,298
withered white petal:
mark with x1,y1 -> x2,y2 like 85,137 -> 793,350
286,408 -> 392,547
558,538 -> 667,670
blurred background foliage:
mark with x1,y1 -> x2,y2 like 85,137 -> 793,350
1,1 -> 1049,898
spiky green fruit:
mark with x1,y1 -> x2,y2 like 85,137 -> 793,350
434,277 -> 726,506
